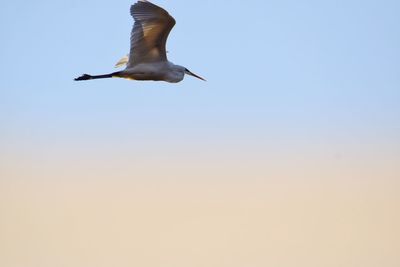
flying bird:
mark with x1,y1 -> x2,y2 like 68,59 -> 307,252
75,0 -> 205,83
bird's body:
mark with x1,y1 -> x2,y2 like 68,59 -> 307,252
119,62 -> 186,83
75,0 -> 205,83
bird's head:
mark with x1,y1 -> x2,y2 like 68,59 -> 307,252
184,68 -> 206,81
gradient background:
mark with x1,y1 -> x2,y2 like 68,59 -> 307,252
1,0 -> 400,266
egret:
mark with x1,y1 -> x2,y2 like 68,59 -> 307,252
75,0 -> 205,83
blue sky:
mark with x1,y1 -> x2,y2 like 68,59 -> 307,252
1,0 -> 399,160
1,2 -> 400,267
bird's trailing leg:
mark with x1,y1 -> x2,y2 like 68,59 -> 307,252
74,72 -> 121,81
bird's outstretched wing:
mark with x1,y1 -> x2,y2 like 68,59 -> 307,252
128,0 -> 176,67
115,55 -> 129,68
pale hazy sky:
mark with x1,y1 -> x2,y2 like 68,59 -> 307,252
1,1 -> 399,267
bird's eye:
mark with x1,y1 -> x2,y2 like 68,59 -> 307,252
185,68 -> 189,72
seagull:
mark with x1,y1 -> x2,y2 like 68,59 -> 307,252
75,0 -> 205,83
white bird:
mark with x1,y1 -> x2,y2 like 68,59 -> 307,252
75,0 -> 205,83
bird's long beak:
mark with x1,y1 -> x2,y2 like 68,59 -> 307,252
186,70 -> 206,81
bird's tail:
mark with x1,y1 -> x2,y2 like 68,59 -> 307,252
74,72 -> 121,81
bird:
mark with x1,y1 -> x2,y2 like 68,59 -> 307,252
75,0 -> 205,83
